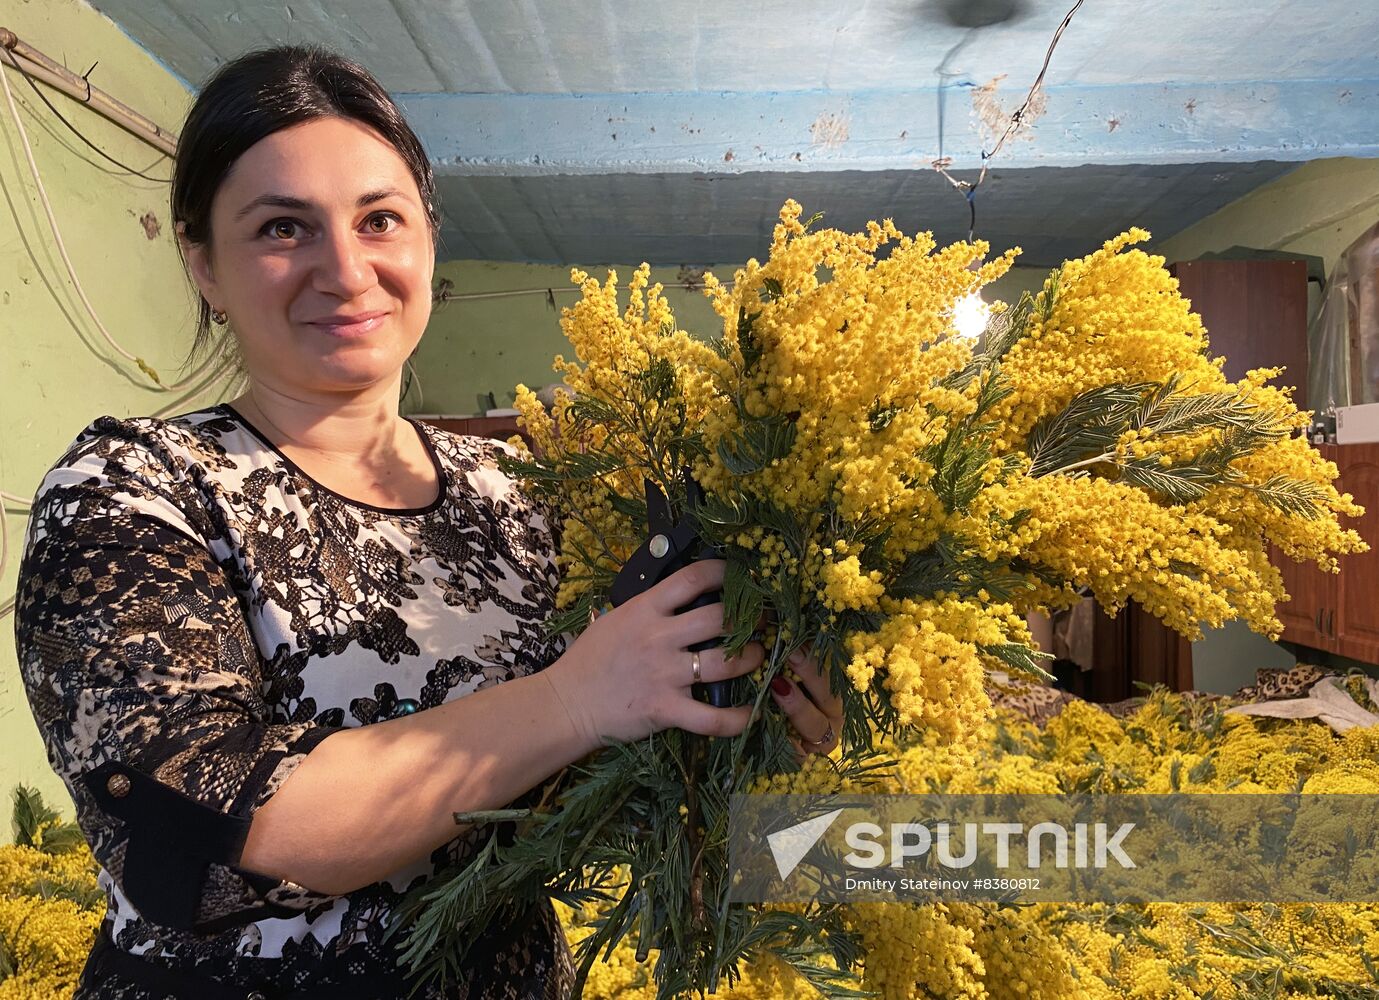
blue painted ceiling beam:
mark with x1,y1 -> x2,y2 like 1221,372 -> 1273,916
83,0 -> 1379,264
402,79 -> 1379,179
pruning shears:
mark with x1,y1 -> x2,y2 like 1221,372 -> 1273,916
608,467 -> 731,708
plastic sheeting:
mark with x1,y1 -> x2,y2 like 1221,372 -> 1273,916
1310,219 -> 1379,416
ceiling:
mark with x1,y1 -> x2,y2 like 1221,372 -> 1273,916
94,0 -> 1379,266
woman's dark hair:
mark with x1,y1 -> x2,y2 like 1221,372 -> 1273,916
172,46 -> 439,370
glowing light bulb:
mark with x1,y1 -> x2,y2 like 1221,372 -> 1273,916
951,290 -> 991,340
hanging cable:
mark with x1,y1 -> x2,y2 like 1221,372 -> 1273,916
402,355 -> 425,411
1,506 -> 9,619
932,0 -> 1086,241
9,51 -> 171,182
0,493 -> 29,621
434,278 -> 735,305
0,50 -> 218,391
150,355 -> 243,418
0,28 -> 176,156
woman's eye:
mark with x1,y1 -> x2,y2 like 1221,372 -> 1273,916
264,219 -> 302,241
365,213 -> 399,234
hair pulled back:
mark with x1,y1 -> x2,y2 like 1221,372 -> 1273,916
171,46 -> 438,368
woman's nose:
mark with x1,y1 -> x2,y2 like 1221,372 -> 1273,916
313,229 -> 376,298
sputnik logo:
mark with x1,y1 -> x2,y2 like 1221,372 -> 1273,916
766,808 -> 845,879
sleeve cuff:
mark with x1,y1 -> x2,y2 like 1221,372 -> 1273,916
84,723 -> 347,931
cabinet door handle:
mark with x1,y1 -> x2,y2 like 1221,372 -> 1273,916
1326,608 -> 1335,638
1316,608 -> 1325,634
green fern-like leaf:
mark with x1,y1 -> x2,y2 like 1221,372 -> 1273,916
1129,376 -> 1182,430
1116,457 -> 1218,504
984,286 -> 1039,363
1143,386 -> 1258,436
633,356 -> 679,403
1027,383 -> 1152,476
568,395 -> 624,430
27,877 -> 105,909
722,558 -> 766,655
981,642 -> 1056,683
1036,267 -> 1063,323
11,784 -> 82,855
1196,420 -> 1289,471
1243,475 -> 1329,519
735,308 -> 763,373
716,415 -> 797,476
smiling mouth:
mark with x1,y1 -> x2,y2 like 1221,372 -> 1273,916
309,312 -> 389,337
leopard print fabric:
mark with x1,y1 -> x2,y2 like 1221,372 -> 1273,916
14,404 -> 574,998
1233,664 -> 1331,702
984,673 -> 1075,727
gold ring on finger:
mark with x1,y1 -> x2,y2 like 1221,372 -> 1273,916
800,724 -> 834,751
691,651 -> 702,684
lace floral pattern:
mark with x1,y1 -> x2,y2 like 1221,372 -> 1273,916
14,405 -> 572,997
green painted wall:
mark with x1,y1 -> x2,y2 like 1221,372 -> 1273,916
1157,158 -> 1379,275
410,262 -> 733,416
1153,157 -> 1379,695
0,0 -> 211,832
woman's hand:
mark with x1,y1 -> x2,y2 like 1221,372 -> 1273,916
543,559 -> 764,748
769,644 -> 843,758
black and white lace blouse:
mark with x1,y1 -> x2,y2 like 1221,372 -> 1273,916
13,403 -> 574,998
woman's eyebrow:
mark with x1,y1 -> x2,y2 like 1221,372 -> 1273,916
357,187 -> 409,207
233,194 -> 312,221
232,188 -> 409,222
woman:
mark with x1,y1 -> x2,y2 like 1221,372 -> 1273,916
13,46 -> 843,999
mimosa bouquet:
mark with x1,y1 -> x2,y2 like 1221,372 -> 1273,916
393,202 -> 1364,998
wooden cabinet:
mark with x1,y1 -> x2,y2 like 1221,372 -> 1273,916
1332,444 -> 1379,661
1170,259 -> 1310,411
1083,601 -> 1193,701
1274,442 -> 1379,662
417,414 -> 529,447
1273,542 -> 1333,649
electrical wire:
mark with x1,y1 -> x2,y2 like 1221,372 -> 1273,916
0,494 -> 27,621
1,503 -> 11,608
402,355 -> 424,411
0,51 -> 216,392
150,355 -> 243,418
434,278 -> 734,304
0,38 -> 249,620
8,52 -> 172,183
932,0 -> 1086,241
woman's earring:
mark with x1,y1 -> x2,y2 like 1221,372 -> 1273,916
210,307 -> 228,326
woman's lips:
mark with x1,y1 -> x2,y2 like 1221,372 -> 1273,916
310,312 -> 388,337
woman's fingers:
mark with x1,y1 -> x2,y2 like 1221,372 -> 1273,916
689,640 -> 764,685
616,564 -> 850,752
665,601 -> 728,647
787,645 -> 844,721
769,673 -> 839,755
670,699 -> 754,739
